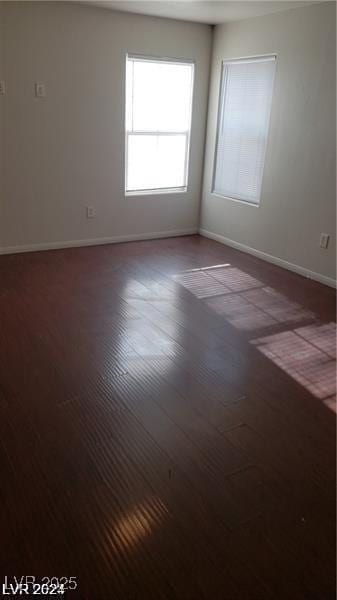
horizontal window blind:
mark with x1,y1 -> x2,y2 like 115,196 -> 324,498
213,56 -> 276,205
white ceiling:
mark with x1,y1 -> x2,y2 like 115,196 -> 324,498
79,1 -> 320,25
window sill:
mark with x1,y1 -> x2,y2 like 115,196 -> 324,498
211,192 -> 260,207
125,187 -> 187,197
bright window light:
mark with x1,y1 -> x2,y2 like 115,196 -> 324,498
213,56 -> 276,205
125,55 -> 194,194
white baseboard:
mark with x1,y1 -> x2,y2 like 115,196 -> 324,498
199,228 -> 336,289
2,227 -> 335,289
0,228 -> 198,256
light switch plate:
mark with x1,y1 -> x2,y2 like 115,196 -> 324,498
319,233 -> 330,249
86,206 -> 95,219
35,82 -> 46,98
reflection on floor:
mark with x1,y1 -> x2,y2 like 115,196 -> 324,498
111,496 -> 169,551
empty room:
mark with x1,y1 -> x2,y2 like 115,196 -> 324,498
0,0 -> 336,598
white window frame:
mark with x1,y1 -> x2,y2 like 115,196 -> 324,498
125,54 -> 195,196
211,54 -> 276,207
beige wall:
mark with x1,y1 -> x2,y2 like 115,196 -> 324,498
0,1 -> 212,250
201,2 -> 336,283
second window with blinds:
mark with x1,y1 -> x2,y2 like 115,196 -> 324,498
213,55 -> 276,205
125,55 -> 194,195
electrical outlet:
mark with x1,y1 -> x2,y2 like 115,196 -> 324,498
35,82 -> 46,98
86,206 -> 95,219
319,233 -> 330,249
0,81 -> 5,95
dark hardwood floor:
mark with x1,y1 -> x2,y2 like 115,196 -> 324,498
0,235 -> 335,599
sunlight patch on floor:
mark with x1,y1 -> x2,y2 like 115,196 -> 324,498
207,266 -> 262,292
174,266 -> 314,331
251,324 -> 336,401
205,292 -> 276,330
173,270 -> 231,299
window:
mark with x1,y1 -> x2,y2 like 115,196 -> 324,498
213,55 -> 276,205
125,55 -> 194,194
